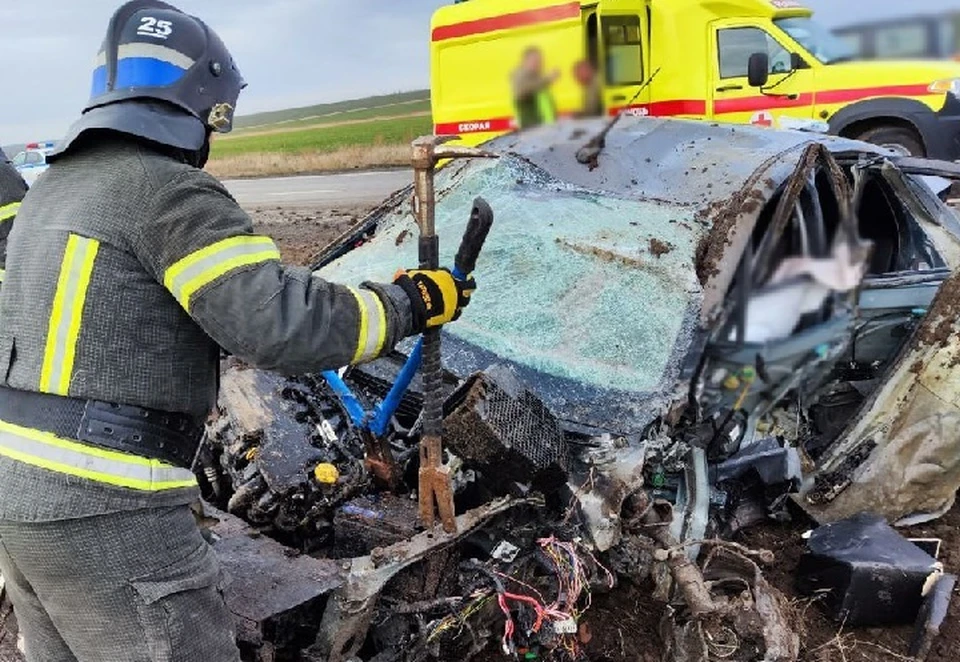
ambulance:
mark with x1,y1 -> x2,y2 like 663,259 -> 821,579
430,0 -> 960,159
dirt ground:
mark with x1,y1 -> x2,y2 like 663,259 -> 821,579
248,204 -> 369,266
3,207 -> 960,661
571,498 -> 960,662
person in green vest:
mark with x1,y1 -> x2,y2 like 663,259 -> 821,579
511,46 -> 559,130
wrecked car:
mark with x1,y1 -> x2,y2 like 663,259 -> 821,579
197,117 -> 960,661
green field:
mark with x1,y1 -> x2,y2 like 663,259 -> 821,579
233,90 -> 430,129
232,99 -> 431,134
211,114 -> 433,158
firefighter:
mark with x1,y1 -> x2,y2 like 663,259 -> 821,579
0,2 -> 474,660
0,148 -> 27,288
511,46 -> 559,129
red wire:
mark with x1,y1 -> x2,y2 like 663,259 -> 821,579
502,591 -> 546,632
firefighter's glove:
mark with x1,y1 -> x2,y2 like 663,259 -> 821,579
394,268 -> 475,333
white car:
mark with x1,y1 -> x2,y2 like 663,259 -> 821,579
11,141 -> 56,187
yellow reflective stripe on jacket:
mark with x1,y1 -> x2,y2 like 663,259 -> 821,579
39,235 -> 100,395
0,419 -> 197,491
0,268 -> 5,283
347,287 -> 387,364
164,235 -> 280,313
0,202 -> 20,223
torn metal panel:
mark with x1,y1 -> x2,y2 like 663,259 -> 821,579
200,503 -> 345,651
313,496 -> 534,662
571,438 -> 648,552
880,160 -> 960,269
800,266 -> 960,524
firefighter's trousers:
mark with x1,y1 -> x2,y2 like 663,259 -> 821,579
0,504 -> 240,662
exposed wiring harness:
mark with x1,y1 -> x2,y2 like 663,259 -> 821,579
461,537 -> 615,657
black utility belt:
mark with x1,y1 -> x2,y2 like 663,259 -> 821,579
0,387 -> 202,469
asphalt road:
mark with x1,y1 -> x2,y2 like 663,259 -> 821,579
223,169 -> 411,208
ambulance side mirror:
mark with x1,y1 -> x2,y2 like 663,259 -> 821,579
747,52 -> 770,88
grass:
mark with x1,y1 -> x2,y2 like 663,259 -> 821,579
211,114 -> 432,158
233,90 -> 430,129
233,99 -> 432,134
207,93 -> 435,178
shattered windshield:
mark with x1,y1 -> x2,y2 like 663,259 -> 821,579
319,155 -> 708,427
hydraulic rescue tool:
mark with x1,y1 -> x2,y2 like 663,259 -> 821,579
321,136 -> 496,533
411,135 -> 496,533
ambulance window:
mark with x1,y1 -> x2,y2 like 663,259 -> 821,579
718,27 -> 791,79
836,33 -> 864,58
603,16 -> 643,85
875,23 -> 930,59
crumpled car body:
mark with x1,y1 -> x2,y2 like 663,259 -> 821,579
310,117 -> 960,530
198,116 -> 960,660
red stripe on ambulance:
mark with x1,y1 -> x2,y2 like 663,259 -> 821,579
608,100 -> 708,117
713,84 -> 934,115
815,84 -> 931,105
713,93 -> 814,114
431,2 -> 581,41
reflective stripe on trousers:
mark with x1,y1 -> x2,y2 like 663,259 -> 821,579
163,235 -> 281,312
347,287 -> 387,363
0,419 -> 197,491
40,234 -> 100,395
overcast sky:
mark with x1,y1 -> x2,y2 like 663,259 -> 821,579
0,0 -> 957,143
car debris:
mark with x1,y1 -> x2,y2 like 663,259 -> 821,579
197,502 -> 345,660
190,117 -> 960,660
796,512 -> 943,627
910,572 -> 958,660
443,364 -> 570,496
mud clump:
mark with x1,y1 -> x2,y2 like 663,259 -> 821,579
693,184 -> 766,285
555,237 -> 644,268
648,238 -> 673,258
915,270 -> 960,350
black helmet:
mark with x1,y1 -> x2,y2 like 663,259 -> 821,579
51,0 -> 245,160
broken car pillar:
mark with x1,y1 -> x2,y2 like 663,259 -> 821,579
410,135 -> 496,534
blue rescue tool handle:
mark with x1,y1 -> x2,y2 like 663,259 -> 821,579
326,196 -> 494,435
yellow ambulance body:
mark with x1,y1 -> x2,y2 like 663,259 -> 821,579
430,0 -> 960,158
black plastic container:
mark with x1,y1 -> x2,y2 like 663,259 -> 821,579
796,512 -> 941,626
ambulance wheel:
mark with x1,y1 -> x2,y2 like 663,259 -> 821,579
854,125 -> 925,158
